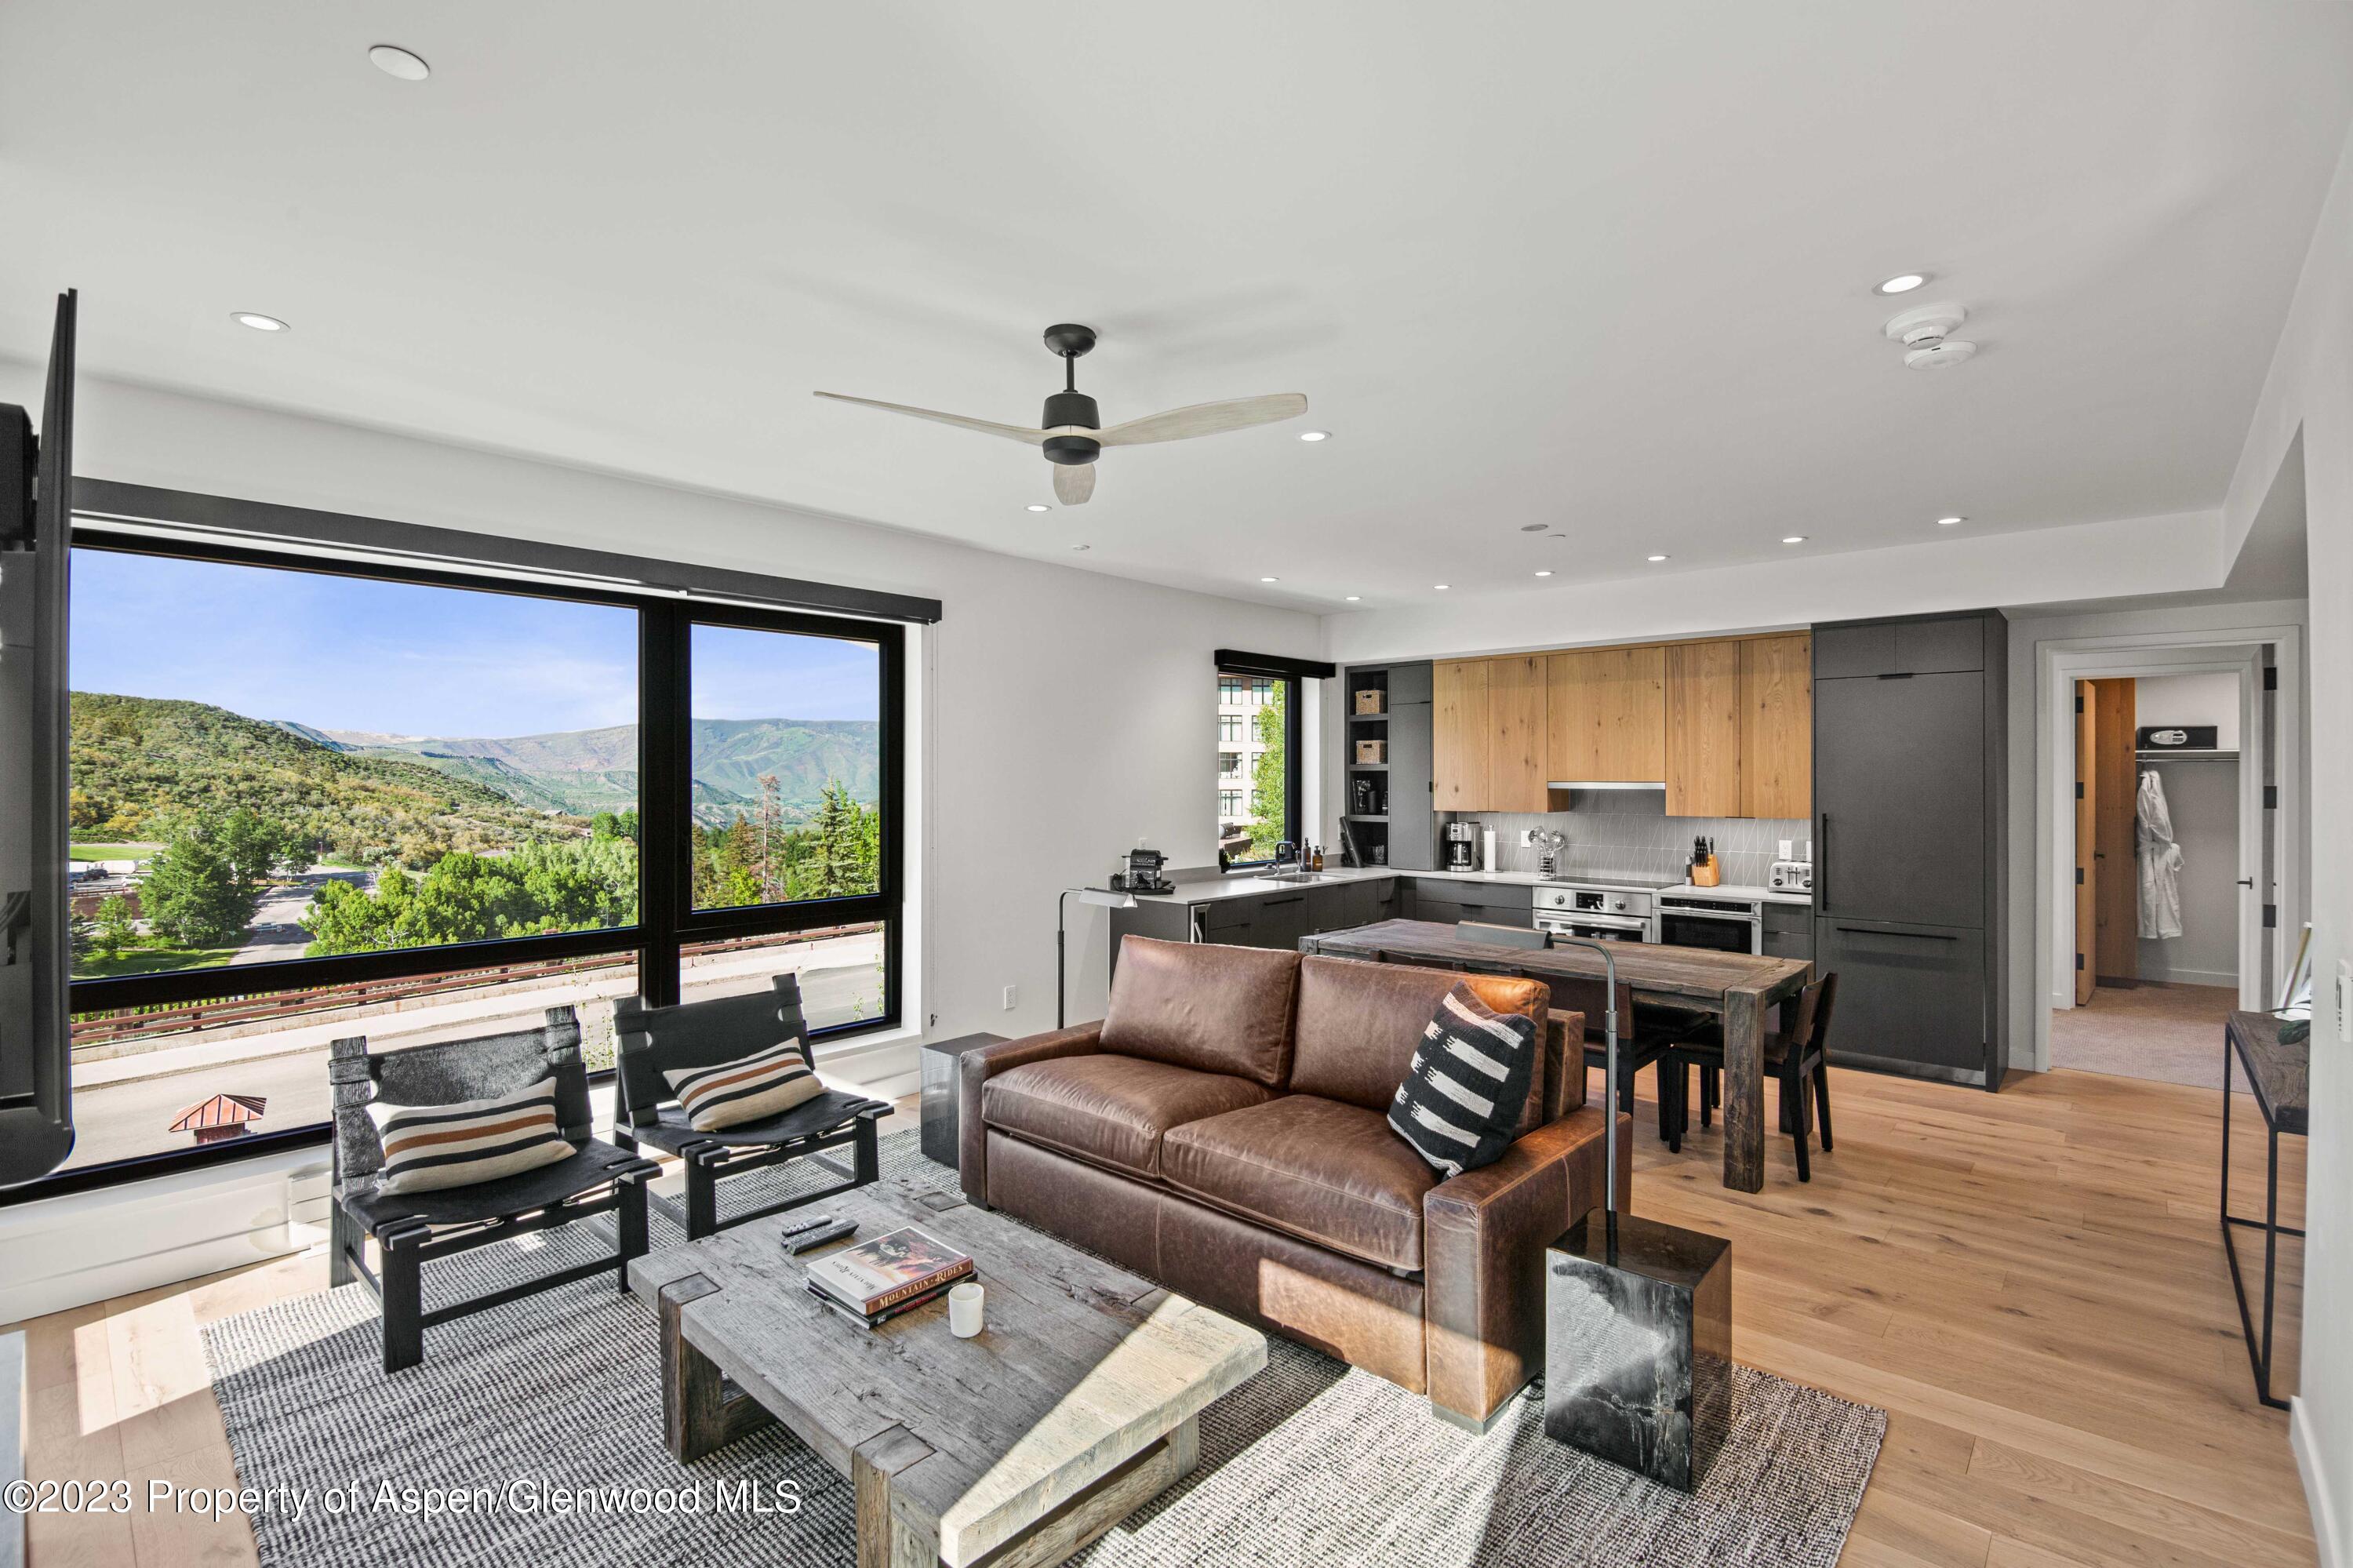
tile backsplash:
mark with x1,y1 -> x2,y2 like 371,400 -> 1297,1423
1442,792 -> 1809,886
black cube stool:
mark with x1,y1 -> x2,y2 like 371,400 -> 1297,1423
1543,1210 -> 1732,1493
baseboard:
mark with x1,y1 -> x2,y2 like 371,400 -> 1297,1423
2140,966 -> 2238,988
2293,1396 -> 2344,1568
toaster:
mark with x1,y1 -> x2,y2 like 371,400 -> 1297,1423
1768,859 -> 1813,893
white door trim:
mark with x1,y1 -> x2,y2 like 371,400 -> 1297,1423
2031,623 -> 2304,1073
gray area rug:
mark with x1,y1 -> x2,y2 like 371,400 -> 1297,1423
203,1133 -> 1884,1566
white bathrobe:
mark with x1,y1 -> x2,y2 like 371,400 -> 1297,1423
2137,769 -> 2184,940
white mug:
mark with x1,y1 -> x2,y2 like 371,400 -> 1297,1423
948,1282 -> 984,1338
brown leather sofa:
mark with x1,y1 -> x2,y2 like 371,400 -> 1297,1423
959,936 -> 1627,1429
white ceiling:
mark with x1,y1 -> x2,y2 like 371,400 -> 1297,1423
4,2 -> 2348,612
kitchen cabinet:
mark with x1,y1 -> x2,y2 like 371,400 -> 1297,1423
1813,668 -> 1985,929
1665,639 -> 1743,817
1432,659 -> 1489,809
1812,610 -> 2006,1086
1762,900 -> 1813,962
1405,877 -> 1533,930
1740,634 -> 1812,819
1546,645 -> 1665,783
1486,653 -> 1551,812
1815,919 -> 1987,1077
1385,689 -> 1435,870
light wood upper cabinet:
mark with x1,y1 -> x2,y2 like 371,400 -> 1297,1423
1431,658 -> 1490,809
1740,632 -> 1812,819
1545,645 -> 1666,782
1665,640 -> 1743,817
1486,653 -> 1551,812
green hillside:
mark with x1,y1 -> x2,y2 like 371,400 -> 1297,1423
71,693 -> 584,868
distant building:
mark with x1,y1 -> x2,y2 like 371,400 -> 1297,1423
169,1093 -> 267,1144
1217,675 -> 1278,842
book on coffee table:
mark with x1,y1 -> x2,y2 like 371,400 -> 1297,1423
807,1225 -> 973,1315
805,1276 -> 958,1329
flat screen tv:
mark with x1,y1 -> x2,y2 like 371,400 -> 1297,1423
0,289 -> 78,1187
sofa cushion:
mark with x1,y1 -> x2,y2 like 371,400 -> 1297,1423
1162,1094 -> 1438,1271
1290,955 -> 1553,1135
982,1054 -> 1271,1181
1100,937 -> 1301,1088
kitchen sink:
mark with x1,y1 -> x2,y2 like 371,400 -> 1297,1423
1263,870 -> 1349,884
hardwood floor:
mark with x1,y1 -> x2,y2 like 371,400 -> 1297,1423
5,1071 -> 2311,1567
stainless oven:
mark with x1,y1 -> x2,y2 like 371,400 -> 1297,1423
1534,882 -> 1657,944
1656,892 -> 1763,954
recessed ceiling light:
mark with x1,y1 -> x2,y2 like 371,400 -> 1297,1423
231,312 -> 289,332
1434,584 -> 1450,591
1937,515 -> 1966,526
1260,576 -> 1279,583
1298,430 -> 1330,442
1344,595 -> 1362,602
1025,504 -> 1050,512
1781,536 -> 1806,544
1519,523 -> 1547,533
369,44 -> 431,81
1534,569 -> 1554,577
1876,272 -> 1928,295
1646,554 -> 1669,562
1071,544 -> 1090,551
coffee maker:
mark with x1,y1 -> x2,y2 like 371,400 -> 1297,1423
1443,820 -> 1477,873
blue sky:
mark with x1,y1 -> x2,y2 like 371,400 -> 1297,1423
71,551 -> 879,737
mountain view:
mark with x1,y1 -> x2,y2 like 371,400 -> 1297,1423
273,716 -> 878,826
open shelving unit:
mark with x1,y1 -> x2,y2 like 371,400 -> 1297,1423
1335,661 -> 1433,870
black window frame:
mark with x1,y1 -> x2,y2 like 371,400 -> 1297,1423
1214,666 -> 1301,871
20,497 -> 913,1202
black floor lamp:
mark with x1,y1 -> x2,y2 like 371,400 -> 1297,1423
1057,886 -> 1136,1028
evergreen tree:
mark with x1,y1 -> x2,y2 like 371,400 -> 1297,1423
94,895 -> 137,960
141,829 -> 253,946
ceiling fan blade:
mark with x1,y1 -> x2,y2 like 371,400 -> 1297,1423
813,391 -> 1047,445
1053,461 -> 1096,506
1095,392 -> 1308,447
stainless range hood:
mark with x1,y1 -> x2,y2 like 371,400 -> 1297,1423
1547,780 -> 1666,791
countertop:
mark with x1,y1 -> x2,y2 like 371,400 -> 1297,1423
1127,868 -> 1815,908
1129,866 -> 1550,905
1658,881 -> 1815,908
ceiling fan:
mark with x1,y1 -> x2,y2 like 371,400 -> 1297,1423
814,323 -> 1307,506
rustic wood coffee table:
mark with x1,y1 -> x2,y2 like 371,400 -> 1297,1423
628,1175 -> 1266,1568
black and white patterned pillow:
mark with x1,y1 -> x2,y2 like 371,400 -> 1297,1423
664,1039 -> 824,1131
366,1077 -> 575,1195
1387,982 -> 1538,1177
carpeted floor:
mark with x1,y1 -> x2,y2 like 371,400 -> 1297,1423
202,1133 -> 1886,1567
2049,980 -> 2238,1090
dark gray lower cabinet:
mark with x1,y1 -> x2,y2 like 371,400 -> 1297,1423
1405,878 -> 1533,930
1815,919 -> 1988,1082
1762,926 -> 1813,963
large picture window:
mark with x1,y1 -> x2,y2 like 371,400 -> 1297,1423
1215,664 -> 1297,867
44,517 -> 909,1190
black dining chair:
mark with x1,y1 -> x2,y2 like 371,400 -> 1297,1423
1663,972 -> 1838,1181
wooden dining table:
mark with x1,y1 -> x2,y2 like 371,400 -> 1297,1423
1300,919 -> 1813,1193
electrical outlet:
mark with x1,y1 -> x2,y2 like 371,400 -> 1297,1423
1002,984 -> 1018,1011
1520,828 -> 1537,846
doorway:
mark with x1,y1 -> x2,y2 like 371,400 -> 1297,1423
2053,671 -> 2246,1086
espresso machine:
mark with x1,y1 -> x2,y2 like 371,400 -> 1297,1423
1443,820 -> 1478,873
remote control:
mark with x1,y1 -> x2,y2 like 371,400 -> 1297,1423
784,1218 -> 857,1255
780,1212 -> 835,1237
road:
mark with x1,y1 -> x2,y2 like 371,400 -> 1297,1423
62,930 -> 885,1172
231,867 -> 372,965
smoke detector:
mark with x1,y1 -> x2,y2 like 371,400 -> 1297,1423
1882,301 -> 1976,370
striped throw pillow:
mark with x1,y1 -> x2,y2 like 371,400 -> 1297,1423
664,1039 -> 824,1132
1387,982 -> 1538,1178
366,1077 -> 574,1195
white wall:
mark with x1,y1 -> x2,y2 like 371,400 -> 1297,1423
2136,671 -> 2243,749
2214,119 -> 2353,1564
0,366 -> 1322,1070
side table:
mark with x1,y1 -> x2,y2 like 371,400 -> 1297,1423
918,1032 -> 1008,1169
2222,1009 -> 2307,1410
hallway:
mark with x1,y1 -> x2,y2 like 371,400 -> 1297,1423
2049,981 -> 2238,1090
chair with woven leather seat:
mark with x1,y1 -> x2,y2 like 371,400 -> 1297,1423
612,973 -> 892,1239
328,1006 -> 660,1373
1662,971 -> 1838,1180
